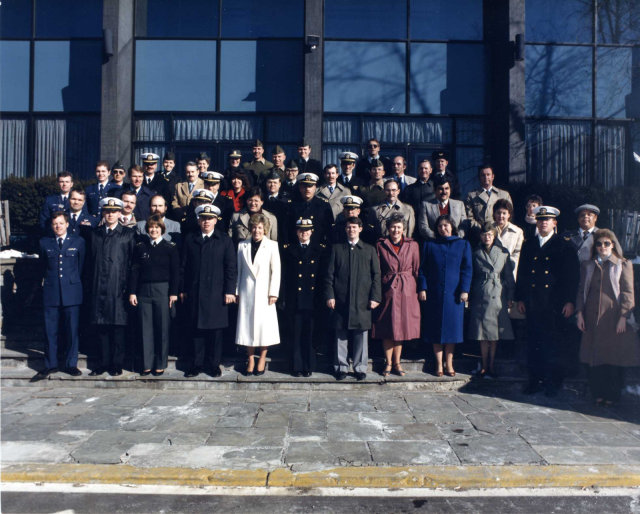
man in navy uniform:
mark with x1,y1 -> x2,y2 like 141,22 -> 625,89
160,152 -> 180,202
200,171 -> 235,233
39,171 -> 74,232
355,138 -> 391,181
281,218 -> 325,377
288,173 -> 333,245
33,211 -> 85,381
85,160 -> 122,217
337,151 -> 365,195
180,204 -> 237,378
431,150 -> 461,199
516,206 -> 579,396
142,152 -> 170,204
68,187 -> 97,238
87,197 -> 136,376
127,165 -> 154,222
295,139 -> 323,175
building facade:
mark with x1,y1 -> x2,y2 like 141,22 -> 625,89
0,0 -> 638,193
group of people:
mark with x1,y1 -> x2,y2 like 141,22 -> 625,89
34,139 -> 639,403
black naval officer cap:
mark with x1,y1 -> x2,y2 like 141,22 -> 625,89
432,150 -> 449,161
163,152 -> 176,161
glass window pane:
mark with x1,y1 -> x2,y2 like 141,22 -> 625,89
36,0 -> 103,38
410,0 -> 482,41
526,0 -> 592,43
598,0 -> 640,44
324,0 -> 406,40
525,45 -> 592,117
597,47 -> 637,119
135,0 -> 218,37
0,42 -> 30,112
0,119 -> 28,179
0,0 -> 32,38
410,43 -> 485,115
135,40 -> 216,111
324,41 -> 406,113
34,41 -> 102,112
220,41 -> 303,112
221,0 -> 303,38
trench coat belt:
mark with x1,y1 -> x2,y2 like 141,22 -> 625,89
478,271 -> 500,285
383,270 -> 413,288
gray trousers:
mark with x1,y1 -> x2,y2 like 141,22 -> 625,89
334,328 -> 368,373
137,282 -> 170,370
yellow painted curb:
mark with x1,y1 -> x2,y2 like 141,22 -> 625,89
3,464 -> 640,489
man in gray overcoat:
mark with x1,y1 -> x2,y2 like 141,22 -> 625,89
325,217 -> 381,381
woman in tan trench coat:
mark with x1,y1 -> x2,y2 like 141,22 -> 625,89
576,228 -> 640,405
372,214 -> 421,377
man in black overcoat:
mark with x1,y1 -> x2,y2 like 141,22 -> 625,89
325,217 -> 381,381
516,206 -> 579,397
87,197 -> 136,376
180,204 -> 237,378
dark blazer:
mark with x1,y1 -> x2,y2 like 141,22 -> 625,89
324,240 -> 382,331
281,241 -> 326,311
330,211 -> 381,246
144,174 -> 170,203
401,179 -> 435,214
213,193 -> 236,233
68,211 -> 98,238
295,158 -> 323,175
355,155 -> 392,181
88,224 -> 136,325
39,234 -> 85,307
180,230 -> 237,330
288,196 -> 333,246
85,182 -> 122,217
39,194 -> 70,230
337,174 -> 366,197
128,185 -> 155,222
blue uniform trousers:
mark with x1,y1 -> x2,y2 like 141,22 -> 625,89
43,305 -> 80,369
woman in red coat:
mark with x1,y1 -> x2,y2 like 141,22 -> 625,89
222,170 -> 250,212
372,214 -> 421,376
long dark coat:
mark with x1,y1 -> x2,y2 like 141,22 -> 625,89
180,230 -> 237,330
372,237 -> 421,341
88,224 -> 135,325
281,242 -> 326,311
419,236 -> 472,343
324,240 -> 382,331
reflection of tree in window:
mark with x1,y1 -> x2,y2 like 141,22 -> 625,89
597,0 -> 640,44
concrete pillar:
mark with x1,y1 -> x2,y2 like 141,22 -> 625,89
304,0 -> 323,158
100,0 -> 134,166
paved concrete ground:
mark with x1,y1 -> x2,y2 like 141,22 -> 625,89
2,382 -> 640,473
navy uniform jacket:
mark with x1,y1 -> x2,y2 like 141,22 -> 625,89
515,234 -> 579,313
85,182 -> 122,217
288,196 -> 333,246
355,155 -> 392,181
68,211 -> 98,238
39,234 -> 85,307
295,158 -> 323,175
160,170 -> 181,206
401,179 -> 435,215
338,174 -> 366,198
127,185 -> 155,222
330,211 -> 381,246
39,194 -> 70,230
281,242 -> 326,311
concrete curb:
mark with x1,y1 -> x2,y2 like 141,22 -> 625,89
3,464 -> 640,489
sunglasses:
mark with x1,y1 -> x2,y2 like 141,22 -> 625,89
367,144 -> 379,149
595,241 -> 612,247
113,170 -> 125,175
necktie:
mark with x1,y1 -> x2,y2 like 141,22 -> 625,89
203,235 -> 209,242
189,183 -> 194,193
345,178 -> 350,185
71,213 -> 77,222
329,186 -> 334,194
99,184 -> 104,195
301,244 -> 308,249
58,237 -> 63,249
583,232 -> 589,241
152,241 -> 157,247
106,228 -> 111,235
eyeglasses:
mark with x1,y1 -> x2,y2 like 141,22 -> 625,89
367,144 -> 379,149
595,241 -> 612,247
113,170 -> 125,175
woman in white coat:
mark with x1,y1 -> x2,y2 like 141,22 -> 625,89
235,213 -> 281,375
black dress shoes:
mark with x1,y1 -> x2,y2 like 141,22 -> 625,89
109,368 -> 123,377
152,369 -> 164,376
89,368 -> 106,376
211,366 -> 222,378
253,368 -> 265,376
293,371 -> 303,377
30,367 -> 57,382
335,371 -> 347,381
65,367 -> 82,377
355,372 -> 367,381
140,370 -> 151,376
303,371 -> 312,378
185,368 -> 201,378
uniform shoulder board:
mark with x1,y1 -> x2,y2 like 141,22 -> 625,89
563,236 -> 571,241
286,199 -> 292,203
168,241 -> 176,246
163,175 -> 170,182
321,197 -> 329,203
283,243 -> 289,248
320,243 -> 326,248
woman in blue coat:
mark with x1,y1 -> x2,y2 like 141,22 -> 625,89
419,215 -> 472,377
